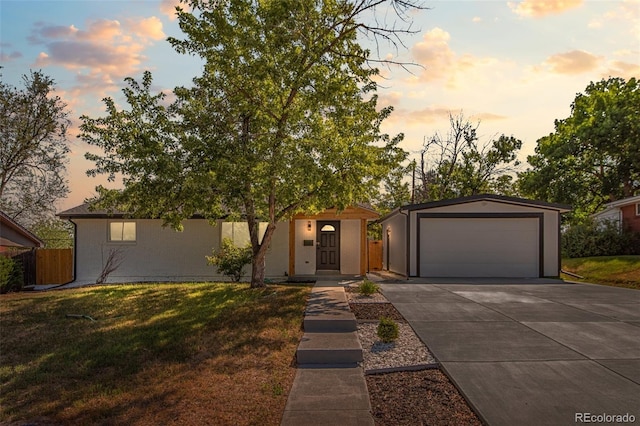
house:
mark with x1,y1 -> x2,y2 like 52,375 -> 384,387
57,204 -> 378,284
380,194 -> 571,278
0,211 -> 44,254
592,195 -> 640,233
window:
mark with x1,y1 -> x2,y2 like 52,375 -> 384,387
320,224 -> 336,232
636,203 -> 640,216
221,222 -> 267,246
109,221 -> 136,242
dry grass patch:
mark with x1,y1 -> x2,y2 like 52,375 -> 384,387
0,283 -> 310,425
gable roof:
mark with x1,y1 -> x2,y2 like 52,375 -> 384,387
596,195 -> 640,211
0,211 -> 44,248
381,194 -> 571,221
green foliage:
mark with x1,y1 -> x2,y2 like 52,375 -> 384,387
80,0 -> 422,288
562,219 -> 640,258
377,316 -> 399,343
207,238 -> 253,282
562,256 -> 640,289
30,218 -> 74,248
0,256 -> 23,294
0,70 -> 70,227
415,113 -> 522,202
358,279 -> 379,296
519,77 -> 640,223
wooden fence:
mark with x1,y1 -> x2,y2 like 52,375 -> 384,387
368,240 -> 382,271
36,248 -> 73,285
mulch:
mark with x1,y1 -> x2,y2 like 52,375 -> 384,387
350,296 -> 483,425
348,302 -> 405,321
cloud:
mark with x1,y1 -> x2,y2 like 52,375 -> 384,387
29,16 -> 165,90
0,50 -> 22,62
541,50 -> 602,74
508,0 -> 583,18
603,61 -> 640,80
408,28 -> 511,89
160,0 -> 183,20
472,17 -> 482,23
125,16 -> 165,41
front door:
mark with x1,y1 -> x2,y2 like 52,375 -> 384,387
317,221 -> 340,271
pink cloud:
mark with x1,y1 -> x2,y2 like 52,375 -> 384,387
508,0 -> 583,18
542,50 -> 602,74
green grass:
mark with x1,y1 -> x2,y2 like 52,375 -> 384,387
561,256 -> 640,290
0,282 -> 310,425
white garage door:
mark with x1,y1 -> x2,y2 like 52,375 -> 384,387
419,217 -> 539,277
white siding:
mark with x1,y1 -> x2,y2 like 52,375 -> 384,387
383,212 -> 407,275
294,219 -> 316,275
72,218 -> 288,284
340,220 -> 360,275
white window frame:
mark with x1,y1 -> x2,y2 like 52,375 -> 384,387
636,203 -> 640,216
109,221 -> 136,242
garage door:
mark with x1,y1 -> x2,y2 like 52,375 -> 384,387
419,217 -> 540,277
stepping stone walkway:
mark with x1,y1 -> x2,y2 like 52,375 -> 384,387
281,281 -> 374,425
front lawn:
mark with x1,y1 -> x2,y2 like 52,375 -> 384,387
0,283 -> 310,425
561,256 -> 640,290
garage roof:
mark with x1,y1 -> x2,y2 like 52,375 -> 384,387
381,194 -> 571,221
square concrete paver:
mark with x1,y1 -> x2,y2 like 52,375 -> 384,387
484,301 -> 612,322
523,321 -> 640,359
443,360 -> 640,426
409,321 -> 585,362
392,302 -> 509,321
597,359 -> 640,384
284,367 -> 371,412
565,302 -> 640,321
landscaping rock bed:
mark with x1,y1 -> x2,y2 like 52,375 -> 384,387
346,283 -> 482,425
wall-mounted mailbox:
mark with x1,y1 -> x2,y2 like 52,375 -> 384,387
303,239 -> 314,246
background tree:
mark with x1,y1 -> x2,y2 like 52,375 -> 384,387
0,70 -> 70,227
29,218 -> 74,248
81,0 -> 424,288
519,77 -> 639,223
414,113 -> 522,203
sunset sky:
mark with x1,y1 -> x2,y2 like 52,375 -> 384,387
2,0 -> 639,212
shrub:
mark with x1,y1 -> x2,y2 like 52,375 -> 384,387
377,316 -> 399,343
358,279 -> 379,296
562,218 -> 640,258
206,238 -> 253,282
0,256 -> 23,294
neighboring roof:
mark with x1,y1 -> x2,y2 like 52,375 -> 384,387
380,194 -> 572,222
596,194 -> 640,210
0,211 -> 44,248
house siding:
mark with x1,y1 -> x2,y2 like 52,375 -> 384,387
72,218 -> 288,284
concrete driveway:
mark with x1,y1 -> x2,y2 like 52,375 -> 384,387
379,279 -> 640,426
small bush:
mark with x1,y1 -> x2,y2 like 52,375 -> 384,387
358,279 -> 379,296
377,316 -> 399,343
0,256 -> 23,294
206,238 -> 253,282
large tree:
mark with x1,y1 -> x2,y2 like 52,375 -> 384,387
0,70 -> 70,226
519,77 -> 640,223
414,113 -> 522,203
81,0 -> 422,287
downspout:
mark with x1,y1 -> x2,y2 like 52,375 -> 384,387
400,208 -> 409,280
68,219 -> 78,284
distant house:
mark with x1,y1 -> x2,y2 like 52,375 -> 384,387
592,195 -> 640,233
0,211 -> 44,255
58,204 -> 378,284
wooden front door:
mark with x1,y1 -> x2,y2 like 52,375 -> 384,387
317,221 -> 340,271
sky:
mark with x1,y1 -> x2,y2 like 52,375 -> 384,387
1,0 -> 639,212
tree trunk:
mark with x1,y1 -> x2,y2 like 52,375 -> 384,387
250,249 -> 267,288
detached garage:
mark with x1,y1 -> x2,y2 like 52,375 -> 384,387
380,195 -> 571,278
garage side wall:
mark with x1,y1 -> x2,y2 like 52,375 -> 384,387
382,213 -> 407,275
